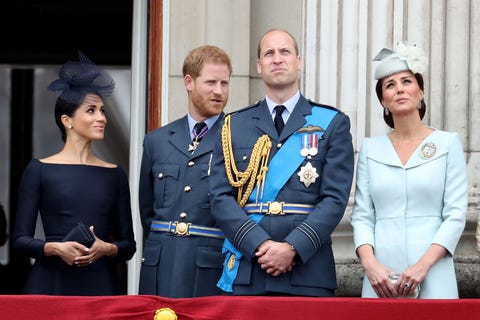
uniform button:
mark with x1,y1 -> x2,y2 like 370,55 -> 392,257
141,257 -> 145,263
242,155 -> 248,160
158,173 -> 164,179
188,161 -> 194,167
179,212 -> 187,219
184,186 -> 191,192
277,143 -> 282,148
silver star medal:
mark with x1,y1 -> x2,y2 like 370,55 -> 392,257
297,162 -> 319,187
188,141 -> 199,152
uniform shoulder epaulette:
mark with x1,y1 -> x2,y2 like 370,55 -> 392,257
226,99 -> 264,117
307,99 -> 344,114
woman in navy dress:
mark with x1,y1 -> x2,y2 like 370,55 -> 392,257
14,53 -> 136,295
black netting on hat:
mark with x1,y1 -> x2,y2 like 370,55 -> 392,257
48,51 -> 115,105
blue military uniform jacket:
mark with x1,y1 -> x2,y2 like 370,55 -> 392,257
209,95 -> 354,296
138,114 -> 225,298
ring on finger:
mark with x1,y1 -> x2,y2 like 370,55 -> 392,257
404,283 -> 410,288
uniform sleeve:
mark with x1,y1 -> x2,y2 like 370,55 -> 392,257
431,133 -> 467,255
13,160 -> 46,259
112,168 -> 136,261
351,139 -> 376,251
284,113 -> 354,263
139,135 -> 155,233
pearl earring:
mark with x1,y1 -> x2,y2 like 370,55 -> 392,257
68,125 -> 72,129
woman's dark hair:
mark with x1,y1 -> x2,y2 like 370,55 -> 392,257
54,96 -> 81,143
375,73 -> 426,129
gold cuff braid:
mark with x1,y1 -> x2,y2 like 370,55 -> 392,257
222,114 -> 272,206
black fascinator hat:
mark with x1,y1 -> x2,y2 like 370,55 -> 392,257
48,51 -> 115,106
49,52 -> 115,142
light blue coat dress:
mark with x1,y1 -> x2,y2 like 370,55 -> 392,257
351,130 -> 467,298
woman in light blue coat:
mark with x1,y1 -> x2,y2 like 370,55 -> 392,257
351,42 -> 467,299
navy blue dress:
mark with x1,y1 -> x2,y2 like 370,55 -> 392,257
14,159 -> 136,295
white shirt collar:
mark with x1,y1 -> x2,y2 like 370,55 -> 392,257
187,114 -> 220,139
265,91 -> 300,122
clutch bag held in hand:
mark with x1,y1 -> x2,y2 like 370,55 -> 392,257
62,223 -> 95,248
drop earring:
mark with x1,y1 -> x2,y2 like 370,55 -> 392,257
417,101 -> 422,110
384,107 -> 389,116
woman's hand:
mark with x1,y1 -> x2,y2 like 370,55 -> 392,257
364,260 -> 398,298
357,244 -> 398,298
73,226 -> 118,266
395,264 -> 425,297
396,244 -> 448,297
44,241 -> 90,266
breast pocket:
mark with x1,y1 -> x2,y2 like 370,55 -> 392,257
198,164 -> 210,181
291,155 -> 325,194
153,164 -> 179,208
232,148 -> 252,172
187,163 -> 211,209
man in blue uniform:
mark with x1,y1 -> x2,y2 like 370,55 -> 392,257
209,29 -> 354,296
138,45 -> 232,297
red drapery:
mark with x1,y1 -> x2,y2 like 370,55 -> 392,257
0,295 -> 478,320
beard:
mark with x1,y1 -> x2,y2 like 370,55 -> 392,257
190,91 -> 227,117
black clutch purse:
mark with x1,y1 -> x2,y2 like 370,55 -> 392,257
63,223 -> 95,248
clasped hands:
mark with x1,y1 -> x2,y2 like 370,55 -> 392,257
54,226 -> 115,267
256,240 -> 296,277
366,261 -> 422,298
